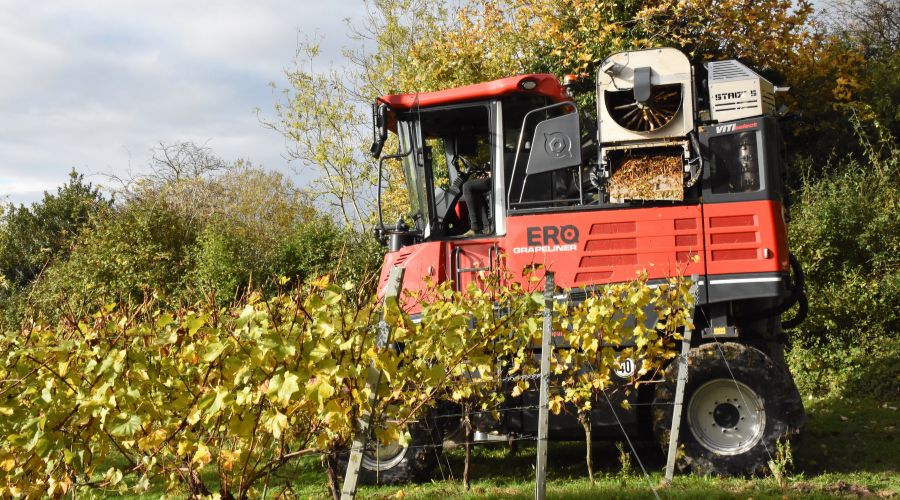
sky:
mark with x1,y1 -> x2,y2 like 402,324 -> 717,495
0,0 -> 364,205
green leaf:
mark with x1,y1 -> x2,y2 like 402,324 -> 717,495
156,313 -> 175,329
200,386 -> 229,418
310,343 -> 330,361
41,386 -> 52,403
98,349 -> 120,375
34,437 -> 52,457
267,373 -> 283,395
110,414 -> 142,437
202,341 -> 227,362
186,314 -> 206,336
277,372 -> 300,405
229,414 -> 256,438
268,411 -> 288,439
187,407 -> 201,426
317,381 -> 335,403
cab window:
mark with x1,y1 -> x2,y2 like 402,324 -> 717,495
708,132 -> 763,194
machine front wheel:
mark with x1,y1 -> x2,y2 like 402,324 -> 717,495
651,342 -> 805,476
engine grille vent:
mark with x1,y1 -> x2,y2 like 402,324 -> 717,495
709,60 -> 756,81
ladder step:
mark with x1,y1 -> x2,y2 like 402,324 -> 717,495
457,266 -> 491,273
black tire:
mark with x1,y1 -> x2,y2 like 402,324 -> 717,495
336,417 -> 443,485
651,342 -> 805,476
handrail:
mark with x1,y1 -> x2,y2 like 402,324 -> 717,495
506,101 -> 578,210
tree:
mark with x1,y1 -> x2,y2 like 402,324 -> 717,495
267,1 -> 456,231
23,143 -> 331,320
108,142 -> 305,231
0,171 -> 109,328
822,0 -> 900,140
148,140 -> 230,182
408,0 -> 863,164
266,41 -> 380,231
275,0 -> 869,222
826,0 -> 899,58
0,170 -> 108,288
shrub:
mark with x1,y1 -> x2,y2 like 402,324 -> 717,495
0,171 -> 108,288
189,221 -> 256,302
274,218 -> 384,291
786,125 -> 899,398
788,141 -> 899,344
0,171 -> 109,328
788,338 -> 899,400
27,201 -> 195,321
15,164 -> 370,320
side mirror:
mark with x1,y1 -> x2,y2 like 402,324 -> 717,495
370,103 -> 389,158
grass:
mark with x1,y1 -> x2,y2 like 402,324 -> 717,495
283,396 -> 899,499
99,395 -> 898,499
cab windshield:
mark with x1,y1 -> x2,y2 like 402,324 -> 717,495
396,104 -> 493,239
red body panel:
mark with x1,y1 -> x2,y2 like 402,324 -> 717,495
378,200 -> 789,308
703,201 -> 789,275
379,241 -> 444,311
379,74 -> 568,112
447,240 -> 500,292
505,205 -> 706,287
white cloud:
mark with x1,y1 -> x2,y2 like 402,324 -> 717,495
0,0 -> 364,205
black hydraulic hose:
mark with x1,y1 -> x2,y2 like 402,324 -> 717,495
780,253 -> 807,329
377,155 -> 385,232
685,132 -> 703,188
781,289 -> 808,330
785,253 -> 805,308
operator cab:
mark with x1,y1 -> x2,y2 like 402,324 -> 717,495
371,74 -> 580,246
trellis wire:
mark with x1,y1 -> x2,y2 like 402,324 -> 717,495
344,272 -> 692,500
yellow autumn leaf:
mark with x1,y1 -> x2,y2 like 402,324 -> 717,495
192,443 -> 212,467
311,274 -> 331,288
0,452 -> 15,471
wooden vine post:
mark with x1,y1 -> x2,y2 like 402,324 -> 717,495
340,266 -> 405,500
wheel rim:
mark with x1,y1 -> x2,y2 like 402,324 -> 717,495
686,379 -> 766,455
361,440 -> 407,471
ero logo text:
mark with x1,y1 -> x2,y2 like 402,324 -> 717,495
513,225 -> 580,255
526,225 -> 580,246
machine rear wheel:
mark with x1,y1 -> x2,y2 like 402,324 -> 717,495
652,342 -> 804,476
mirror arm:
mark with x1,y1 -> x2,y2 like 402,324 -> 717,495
376,145 -> 413,237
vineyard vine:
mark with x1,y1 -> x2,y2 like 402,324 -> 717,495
0,269 -> 693,498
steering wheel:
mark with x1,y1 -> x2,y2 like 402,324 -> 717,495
455,155 -> 487,176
